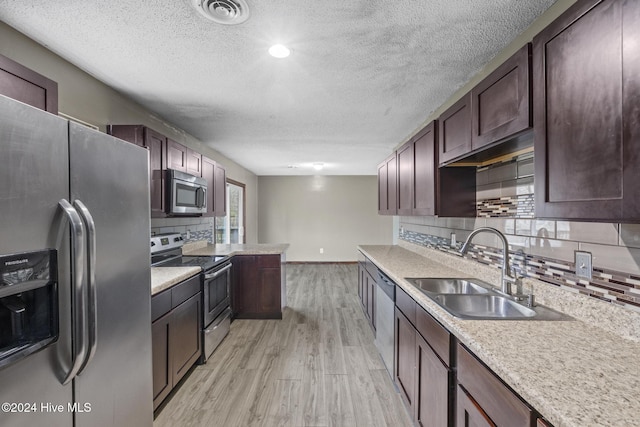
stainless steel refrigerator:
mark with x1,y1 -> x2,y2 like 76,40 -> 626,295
0,94 -> 153,427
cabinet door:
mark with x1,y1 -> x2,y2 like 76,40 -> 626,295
378,153 -> 398,215
439,93 -> 471,165
395,308 -> 415,411
145,128 -> 167,217
213,162 -> 227,216
170,293 -> 202,386
361,266 -> 369,312
457,386 -> 496,427
533,0 -> 640,220
186,148 -> 202,176
366,272 -> 376,330
415,333 -> 450,427
202,156 -> 216,218
166,138 -> 188,172
152,313 -> 172,410
257,267 -> 281,316
471,44 -> 532,150
232,255 -> 257,316
397,141 -> 414,215
413,122 -> 437,216
0,53 -> 58,114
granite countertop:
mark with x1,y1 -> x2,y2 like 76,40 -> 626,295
183,242 -> 289,257
151,266 -> 201,296
358,243 -> 640,427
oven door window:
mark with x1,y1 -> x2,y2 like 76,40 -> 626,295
205,269 -> 229,324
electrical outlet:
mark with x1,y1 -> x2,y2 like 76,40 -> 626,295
319,248 -> 324,254
186,229 -> 191,240
450,233 -> 456,247
575,251 -> 592,280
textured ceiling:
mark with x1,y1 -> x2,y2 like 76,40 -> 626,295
0,0 -> 556,175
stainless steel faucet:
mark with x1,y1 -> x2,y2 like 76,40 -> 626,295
459,227 -> 517,295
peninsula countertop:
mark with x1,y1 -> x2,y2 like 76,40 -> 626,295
183,243 -> 289,257
358,243 -> 640,427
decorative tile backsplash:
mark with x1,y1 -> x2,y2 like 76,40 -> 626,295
476,194 -> 534,218
400,230 -> 640,312
151,217 -> 214,244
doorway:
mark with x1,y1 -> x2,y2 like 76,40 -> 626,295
215,180 -> 245,244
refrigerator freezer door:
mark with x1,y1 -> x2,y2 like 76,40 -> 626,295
0,95 -> 73,426
69,122 -> 153,427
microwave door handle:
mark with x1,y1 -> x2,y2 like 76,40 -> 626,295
73,200 -> 98,375
197,187 -> 206,209
58,199 -> 89,385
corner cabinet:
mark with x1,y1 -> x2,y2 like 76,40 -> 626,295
151,275 -> 202,410
533,0 -> 640,221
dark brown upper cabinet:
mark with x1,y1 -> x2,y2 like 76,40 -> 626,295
533,0 -> 640,221
107,125 -> 167,217
0,53 -> 58,114
166,139 -> 188,172
397,122 -> 438,216
471,43 -> 532,151
438,93 -> 471,165
397,141 -> 414,216
186,148 -> 202,176
202,155 -> 227,217
378,153 -> 398,215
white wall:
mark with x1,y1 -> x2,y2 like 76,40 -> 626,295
258,176 -> 393,261
0,22 -> 259,243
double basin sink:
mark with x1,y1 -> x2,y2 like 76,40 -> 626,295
406,278 -> 568,320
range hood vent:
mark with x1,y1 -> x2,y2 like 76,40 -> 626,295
191,0 -> 250,25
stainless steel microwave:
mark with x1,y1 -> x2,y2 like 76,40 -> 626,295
166,169 -> 207,215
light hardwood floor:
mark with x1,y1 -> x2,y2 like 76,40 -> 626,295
154,263 -> 413,427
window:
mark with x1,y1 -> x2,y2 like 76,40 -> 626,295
215,180 -> 245,244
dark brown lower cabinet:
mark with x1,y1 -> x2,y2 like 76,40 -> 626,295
457,385 -> 495,427
394,308 -> 416,410
151,275 -> 202,410
415,333 -> 450,426
232,254 -> 283,319
457,343 -> 532,427
357,259 -> 376,331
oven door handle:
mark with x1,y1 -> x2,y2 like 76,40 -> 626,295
204,263 -> 232,280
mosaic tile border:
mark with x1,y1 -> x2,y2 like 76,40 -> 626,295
401,230 -> 640,313
476,194 -> 535,218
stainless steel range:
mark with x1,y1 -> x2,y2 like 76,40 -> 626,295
150,234 -> 231,362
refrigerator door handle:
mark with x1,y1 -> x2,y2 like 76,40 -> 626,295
73,200 -> 98,375
58,199 -> 89,385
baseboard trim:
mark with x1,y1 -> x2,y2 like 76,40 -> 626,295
286,261 -> 357,265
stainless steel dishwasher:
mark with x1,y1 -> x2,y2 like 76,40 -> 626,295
374,271 -> 396,378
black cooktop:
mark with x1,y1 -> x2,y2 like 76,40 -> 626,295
151,252 -> 229,272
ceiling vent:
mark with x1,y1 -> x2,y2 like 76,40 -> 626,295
191,0 -> 250,25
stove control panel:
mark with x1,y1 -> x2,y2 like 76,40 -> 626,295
150,233 -> 184,254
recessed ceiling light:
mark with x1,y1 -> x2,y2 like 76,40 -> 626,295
269,44 -> 291,59
313,163 -> 324,171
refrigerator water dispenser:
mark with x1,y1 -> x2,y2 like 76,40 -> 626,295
0,249 -> 58,370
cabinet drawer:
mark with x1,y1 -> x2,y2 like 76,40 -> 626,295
171,274 -> 201,308
395,286 -> 416,325
416,305 -> 451,367
364,256 -> 378,279
457,343 -> 532,427
151,290 -> 172,322
257,254 -> 280,268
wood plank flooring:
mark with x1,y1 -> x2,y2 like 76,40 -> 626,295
154,264 -> 412,427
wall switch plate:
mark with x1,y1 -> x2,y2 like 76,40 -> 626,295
319,248 -> 324,254
575,251 -> 592,280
